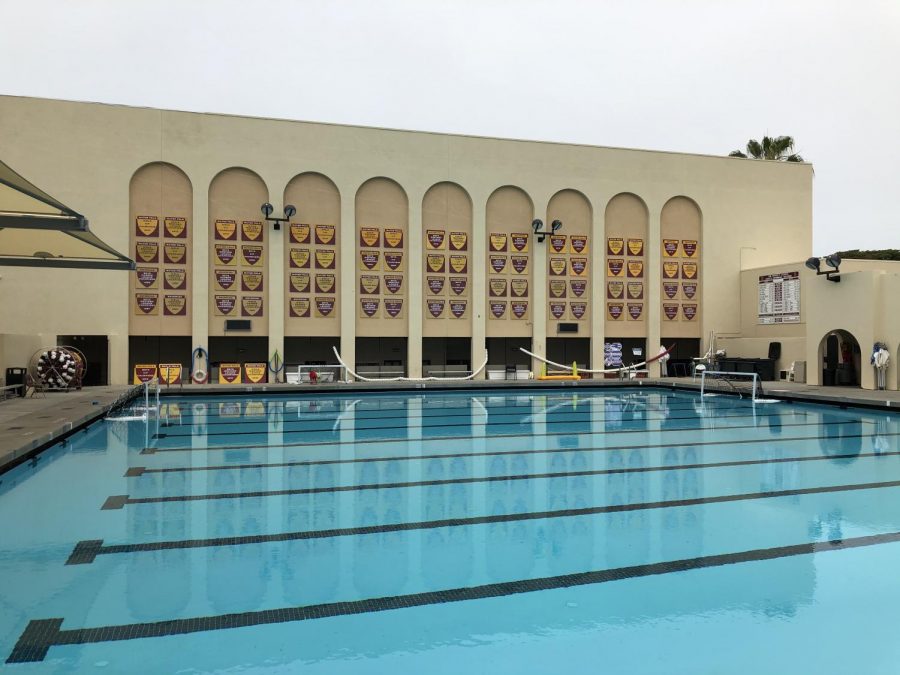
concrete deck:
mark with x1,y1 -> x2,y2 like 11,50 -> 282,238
1,378 -> 897,476
0,386 -> 135,474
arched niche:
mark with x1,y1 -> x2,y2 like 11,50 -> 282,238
660,196 -> 702,338
818,328 -> 862,387
546,189 -> 593,357
605,193 -> 648,337
355,177 -> 409,340
486,185 -> 534,338
283,172 -> 341,339
422,181 -> 473,338
208,167 -> 269,339
128,162 -> 193,366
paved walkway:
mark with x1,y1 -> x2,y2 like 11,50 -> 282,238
1,378 -> 898,475
0,386 -> 134,473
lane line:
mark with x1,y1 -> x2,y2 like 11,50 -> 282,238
81,475 -> 900,560
128,431 -> 900,477
143,418 -> 870,453
18,531 -> 900,662
154,409 -> 805,439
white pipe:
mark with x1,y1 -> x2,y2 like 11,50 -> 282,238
332,347 -> 489,383
519,346 -> 674,375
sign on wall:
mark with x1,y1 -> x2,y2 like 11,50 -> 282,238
758,271 -> 800,324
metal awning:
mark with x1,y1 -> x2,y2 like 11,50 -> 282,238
0,159 -> 134,270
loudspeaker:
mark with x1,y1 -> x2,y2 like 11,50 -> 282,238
557,323 -> 578,333
225,319 -> 252,331
768,341 -> 782,360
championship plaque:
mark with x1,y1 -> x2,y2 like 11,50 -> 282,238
360,298 -> 380,318
136,216 -> 159,237
241,270 -> 263,292
663,261 -> 679,278
682,282 -> 698,299
570,280 -> 587,297
315,297 -> 335,317
426,230 -> 446,250
489,278 -> 508,297
663,303 -> 679,320
663,239 -> 679,257
511,256 -> 529,274
510,279 -> 529,297
607,238 -> 624,256
241,296 -> 263,317
626,260 -> 644,278
215,269 -> 236,290
289,272 -> 309,293
163,294 -> 187,316
627,238 -> 644,256
449,231 -> 468,251
215,243 -> 236,265
549,301 -> 566,320
384,275 -> 403,294
241,221 -> 263,241
683,303 -> 698,320
315,274 -> 335,294
426,254 -> 446,273
136,241 -> 159,263
164,268 -> 187,290
549,279 -> 567,298
607,259 -> 625,277
383,228 -> 404,248
289,298 -> 311,317
511,301 -> 528,319
384,299 -> 403,318
383,252 -> 403,271
427,276 -> 445,295
135,267 -> 158,289
489,233 -> 508,252
164,217 -> 186,238
626,281 -> 644,299
359,227 -> 380,247
511,233 -> 529,252
450,300 -> 467,318
663,281 -> 679,299
607,281 -> 625,299
427,299 -> 445,318
449,277 -> 468,295
449,255 -> 468,274
549,258 -> 567,276
315,224 -> 336,245
489,301 -> 507,319
570,235 -> 588,254
359,275 -> 380,295
570,258 -> 587,276
214,295 -> 237,316
243,363 -> 267,384
489,255 -> 507,274
290,223 -> 311,244
627,303 -> 643,320
134,293 -> 159,315
315,249 -> 336,269
682,240 -> 699,258
218,363 -> 241,384
607,302 -> 624,320
241,245 -> 263,267
359,250 -> 379,270
215,220 -> 237,240
681,261 -> 698,279
164,242 -> 186,264
289,249 -> 311,271
550,235 -> 567,253
570,302 -> 587,320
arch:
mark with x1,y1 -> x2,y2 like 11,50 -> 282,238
423,182 -> 473,336
605,192 -> 649,338
818,329 -> 862,387
355,176 -> 409,343
660,195 -> 702,339
284,172 -> 341,337
486,185 -> 534,338
208,167 -> 269,339
128,161 -> 194,341
547,189 -> 593,357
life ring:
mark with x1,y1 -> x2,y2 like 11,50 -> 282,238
191,346 -> 209,384
192,369 -> 208,384
36,349 -> 77,389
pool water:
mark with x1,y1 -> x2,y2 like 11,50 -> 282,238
2,387 -> 900,673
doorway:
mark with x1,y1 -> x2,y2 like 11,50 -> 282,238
819,329 -> 861,387
58,335 -> 108,386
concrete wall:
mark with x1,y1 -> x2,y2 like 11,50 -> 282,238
0,95 -> 814,384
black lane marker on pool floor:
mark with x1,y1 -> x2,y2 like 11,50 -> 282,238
105,449 -> 900,511
154,409 -> 803,440
142,418 -> 870,453
19,530 -> 900,663
171,401 -> 761,426
84,475 -> 900,562
126,431 -> 900,478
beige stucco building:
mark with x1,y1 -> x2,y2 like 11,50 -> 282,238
0,95 -> 894,389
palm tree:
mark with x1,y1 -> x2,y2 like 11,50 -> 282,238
729,136 -> 803,162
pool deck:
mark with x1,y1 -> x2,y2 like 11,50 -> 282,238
1,378 -> 898,476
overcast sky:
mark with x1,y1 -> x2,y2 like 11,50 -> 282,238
2,0 -> 898,253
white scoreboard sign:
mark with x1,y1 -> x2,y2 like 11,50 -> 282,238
758,271 -> 800,324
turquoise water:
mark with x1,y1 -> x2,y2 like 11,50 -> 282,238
2,387 -> 900,673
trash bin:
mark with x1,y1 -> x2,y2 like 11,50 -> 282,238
5,368 -> 26,397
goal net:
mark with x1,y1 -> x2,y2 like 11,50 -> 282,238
699,370 -> 766,403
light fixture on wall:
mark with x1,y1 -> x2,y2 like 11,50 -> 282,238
532,219 -> 562,244
805,253 -> 841,282
260,203 -> 296,231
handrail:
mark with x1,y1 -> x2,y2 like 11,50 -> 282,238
332,347 -> 489,382
519,345 -> 675,375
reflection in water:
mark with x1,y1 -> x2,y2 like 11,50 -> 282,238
819,414 -> 863,462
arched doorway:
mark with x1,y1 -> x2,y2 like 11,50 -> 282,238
818,329 -> 861,387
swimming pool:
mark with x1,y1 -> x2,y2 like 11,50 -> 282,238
2,387 -> 900,673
